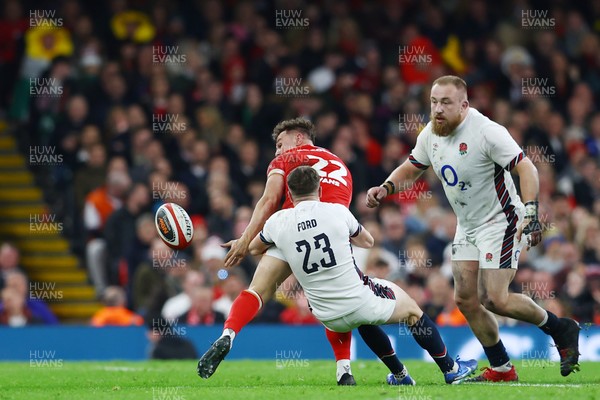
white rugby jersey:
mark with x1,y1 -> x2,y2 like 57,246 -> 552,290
259,201 -> 376,321
409,108 -> 525,235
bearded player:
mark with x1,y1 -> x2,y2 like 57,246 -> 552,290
366,75 -> 580,382
198,118 -> 411,385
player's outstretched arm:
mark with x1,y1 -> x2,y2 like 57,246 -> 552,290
513,157 -> 542,248
221,173 -> 285,268
350,225 -> 374,249
248,233 -> 272,256
365,159 -> 426,208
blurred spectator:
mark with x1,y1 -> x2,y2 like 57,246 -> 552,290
104,182 -> 150,286
0,242 -> 24,287
177,286 -> 224,325
1,271 -> 58,324
161,270 -> 206,320
0,0 -> 27,109
0,287 -> 43,326
90,286 -> 143,327
84,169 -> 132,294
132,238 -> 186,319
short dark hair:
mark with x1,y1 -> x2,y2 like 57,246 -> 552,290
287,166 -> 320,198
272,118 -> 316,142
432,75 -> 468,91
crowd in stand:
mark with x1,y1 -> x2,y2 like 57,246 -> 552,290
0,0 -> 599,328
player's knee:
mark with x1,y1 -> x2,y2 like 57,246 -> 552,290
455,294 -> 479,314
480,292 -> 508,314
404,300 -> 422,325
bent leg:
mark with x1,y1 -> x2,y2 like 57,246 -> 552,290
479,268 -> 546,324
248,255 -> 292,302
225,255 -> 291,334
381,279 -> 455,374
358,325 -> 406,376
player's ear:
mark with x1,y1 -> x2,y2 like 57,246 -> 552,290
318,186 -> 322,199
462,99 -> 469,112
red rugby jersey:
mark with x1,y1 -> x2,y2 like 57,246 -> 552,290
266,144 -> 353,209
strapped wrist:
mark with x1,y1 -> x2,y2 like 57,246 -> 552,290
381,181 -> 396,196
524,200 -> 538,219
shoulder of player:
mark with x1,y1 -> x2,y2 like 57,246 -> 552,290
264,209 -> 287,227
468,107 -> 507,136
318,202 -> 351,216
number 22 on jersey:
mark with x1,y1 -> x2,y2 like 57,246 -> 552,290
307,155 -> 348,187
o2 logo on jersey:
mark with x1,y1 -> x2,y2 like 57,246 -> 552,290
440,164 -> 468,191
306,155 -> 348,186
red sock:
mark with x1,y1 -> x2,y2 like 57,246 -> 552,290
224,290 -> 262,334
325,329 -> 352,361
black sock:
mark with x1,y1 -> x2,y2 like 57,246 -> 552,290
358,325 -> 404,375
409,313 -> 454,373
539,310 -> 561,336
483,340 -> 510,368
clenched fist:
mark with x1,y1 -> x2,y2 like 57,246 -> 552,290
366,186 -> 388,208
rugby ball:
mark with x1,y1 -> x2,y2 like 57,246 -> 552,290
155,203 -> 194,249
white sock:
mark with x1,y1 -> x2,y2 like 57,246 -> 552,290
395,366 -> 409,380
336,359 -> 352,381
449,362 -> 459,374
491,361 -> 512,372
220,329 -> 236,348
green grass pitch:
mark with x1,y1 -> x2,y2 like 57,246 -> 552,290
0,360 -> 598,400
